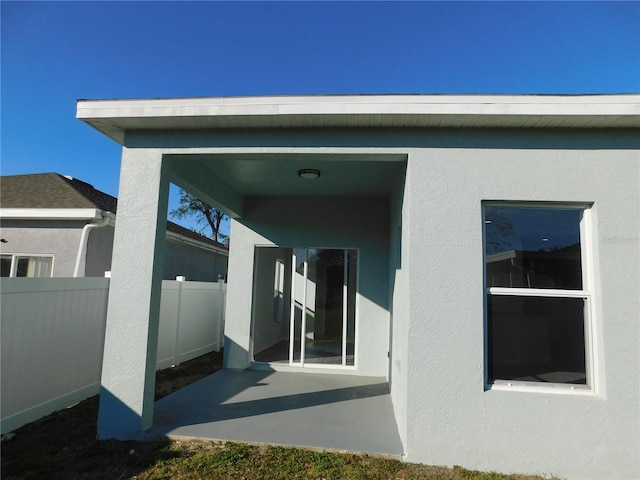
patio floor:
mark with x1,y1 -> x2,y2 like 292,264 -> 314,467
149,368 -> 404,456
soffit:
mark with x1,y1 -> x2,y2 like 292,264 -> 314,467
77,94 -> 640,144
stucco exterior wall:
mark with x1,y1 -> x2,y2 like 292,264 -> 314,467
225,196 -> 391,377
163,239 -> 228,282
388,169 -> 410,451
97,125 -> 638,478
98,148 -> 169,438
0,220 -> 226,280
87,226 -> 229,281
402,146 -> 639,480
0,220 -> 85,277
251,246 -> 291,355
86,225 -> 115,277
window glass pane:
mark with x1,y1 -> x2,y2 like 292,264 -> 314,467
30,256 -> 53,277
1,255 -> 12,277
488,295 -> 586,385
13,256 -> 52,277
15,257 -> 30,277
485,206 -> 582,289
305,249 -> 344,365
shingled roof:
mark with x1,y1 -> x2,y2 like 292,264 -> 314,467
1,173 -> 227,250
0,173 -> 115,210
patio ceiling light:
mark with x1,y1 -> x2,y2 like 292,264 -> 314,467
298,169 -> 321,179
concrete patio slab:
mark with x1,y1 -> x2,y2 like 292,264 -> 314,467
149,369 -> 404,456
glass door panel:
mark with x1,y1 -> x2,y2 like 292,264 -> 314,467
253,247 -> 357,368
305,249 -> 345,365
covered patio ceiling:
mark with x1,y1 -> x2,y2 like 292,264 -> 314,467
167,153 -> 407,219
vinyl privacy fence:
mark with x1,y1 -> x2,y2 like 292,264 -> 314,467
0,277 -> 226,434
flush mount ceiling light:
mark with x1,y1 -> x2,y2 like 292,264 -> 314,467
298,169 -> 321,179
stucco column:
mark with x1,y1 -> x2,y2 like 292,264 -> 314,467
97,148 -> 168,439
222,220 -> 255,369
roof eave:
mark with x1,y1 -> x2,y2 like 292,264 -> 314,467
77,94 -> 640,145
165,230 -> 229,255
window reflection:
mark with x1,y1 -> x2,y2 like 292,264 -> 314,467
488,295 -> 586,384
485,207 -> 582,289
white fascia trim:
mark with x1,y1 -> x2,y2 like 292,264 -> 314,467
77,94 -> 640,120
0,208 -> 103,221
165,230 -> 229,255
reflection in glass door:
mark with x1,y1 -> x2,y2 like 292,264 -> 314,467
252,247 -> 357,368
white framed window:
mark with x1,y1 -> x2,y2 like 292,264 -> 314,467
483,202 -> 593,389
0,254 -> 54,277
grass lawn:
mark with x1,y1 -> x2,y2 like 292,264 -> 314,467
130,441 -> 553,480
1,351 -> 555,480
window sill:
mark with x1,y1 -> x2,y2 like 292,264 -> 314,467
487,381 -> 595,396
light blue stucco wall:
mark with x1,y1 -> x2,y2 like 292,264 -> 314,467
402,145 -> 639,480
388,168 -> 410,451
215,130 -> 639,479
103,127 -> 638,479
251,246 -> 291,355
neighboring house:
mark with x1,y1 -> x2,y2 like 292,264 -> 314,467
0,173 -> 228,281
77,94 -> 639,480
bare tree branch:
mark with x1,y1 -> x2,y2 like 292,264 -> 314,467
170,189 -> 229,243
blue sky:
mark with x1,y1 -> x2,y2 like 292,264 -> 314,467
2,1 -> 639,235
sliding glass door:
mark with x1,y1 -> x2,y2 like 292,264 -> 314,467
252,247 -> 357,368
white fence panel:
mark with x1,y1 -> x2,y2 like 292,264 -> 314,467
175,281 -> 226,365
156,281 -> 181,370
1,278 -> 109,434
1,277 -> 226,434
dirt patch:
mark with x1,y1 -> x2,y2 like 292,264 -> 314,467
1,350 -> 223,480
153,351 -> 223,400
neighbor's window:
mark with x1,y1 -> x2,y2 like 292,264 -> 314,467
484,204 -> 591,388
0,254 -> 53,278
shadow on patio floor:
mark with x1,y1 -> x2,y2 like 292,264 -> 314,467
149,369 -> 404,456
